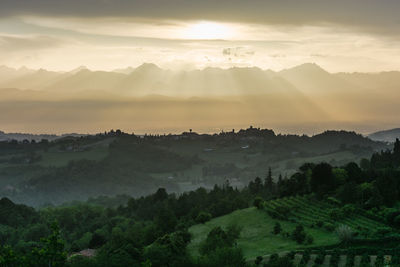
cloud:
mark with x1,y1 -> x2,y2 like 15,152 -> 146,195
0,35 -> 63,51
1,0 -> 400,37
222,47 -> 255,58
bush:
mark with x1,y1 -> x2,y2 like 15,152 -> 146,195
254,255 -> 263,265
200,225 -> 241,255
292,225 -> 307,244
195,211 -> 212,224
316,220 -> 324,228
272,223 -> 282,235
336,225 -> 354,243
253,197 -> 264,209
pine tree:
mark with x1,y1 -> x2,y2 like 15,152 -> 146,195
264,167 -> 274,190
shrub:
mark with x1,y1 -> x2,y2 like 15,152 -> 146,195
291,225 -> 306,244
316,220 -> 324,228
281,231 -> 290,238
269,253 -> 279,262
195,211 -> 212,224
253,197 -> 264,209
336,225 -> 353,243
272,222 -> 282,235
254,255 -> 263,265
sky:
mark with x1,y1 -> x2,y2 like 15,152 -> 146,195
1,0 -> 400,72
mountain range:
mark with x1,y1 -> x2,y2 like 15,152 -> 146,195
1,63 -> 400,135
1,63 -> 399,97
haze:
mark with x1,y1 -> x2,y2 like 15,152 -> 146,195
1,0 -> 400,134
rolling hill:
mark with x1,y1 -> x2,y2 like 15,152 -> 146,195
369,128 -> 400,142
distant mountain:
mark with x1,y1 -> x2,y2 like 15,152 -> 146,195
0,68 -> 67,90
47,69 -> 127,92
0,131 -> 85,142
369,128 -> 400,142
0,131 -> 58,142
0,65 -> 34,84
279,63 -> 354,92
1,63 -> 400,97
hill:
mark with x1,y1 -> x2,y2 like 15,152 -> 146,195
369,128 -> 400,142
188,207 -> 338,259
0,128 -> 389,206
188,195 -> 387,259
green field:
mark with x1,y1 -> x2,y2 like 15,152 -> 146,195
188,207 -> 339,259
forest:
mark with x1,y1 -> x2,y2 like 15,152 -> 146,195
1,136 -> 400,266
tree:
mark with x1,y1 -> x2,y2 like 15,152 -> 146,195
360,158 -> 370,170
0,245 -> 21,266
255,256 -> 263,265
249,177 -> 263,194
291,225 -> 306,244
200,225 -> 241,255
253,197 -> 264,209
265,168 -> 274,191
337,182 -> 360,204
29,221 -> 67,267
196,212 -> 212,224
394,138 -> 400,157
143,231 -> 192,267
345,162 -> 363,183
310,163 -> 334,198
272,223 -> 282,235
335,225 -> 353,243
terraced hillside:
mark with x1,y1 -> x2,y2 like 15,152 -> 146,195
189,196 -> 389,260
264,195 -> 385,234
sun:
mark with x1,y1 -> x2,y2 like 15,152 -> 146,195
183,21 -> 233,40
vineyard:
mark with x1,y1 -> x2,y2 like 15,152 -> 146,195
264,195 -> 386,234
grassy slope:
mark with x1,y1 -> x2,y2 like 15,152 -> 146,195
188,207 -> 338,259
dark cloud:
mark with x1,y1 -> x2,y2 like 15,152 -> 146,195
0,35 -> 63,51
223,47 -> 255,58
0,0 -> 399,36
